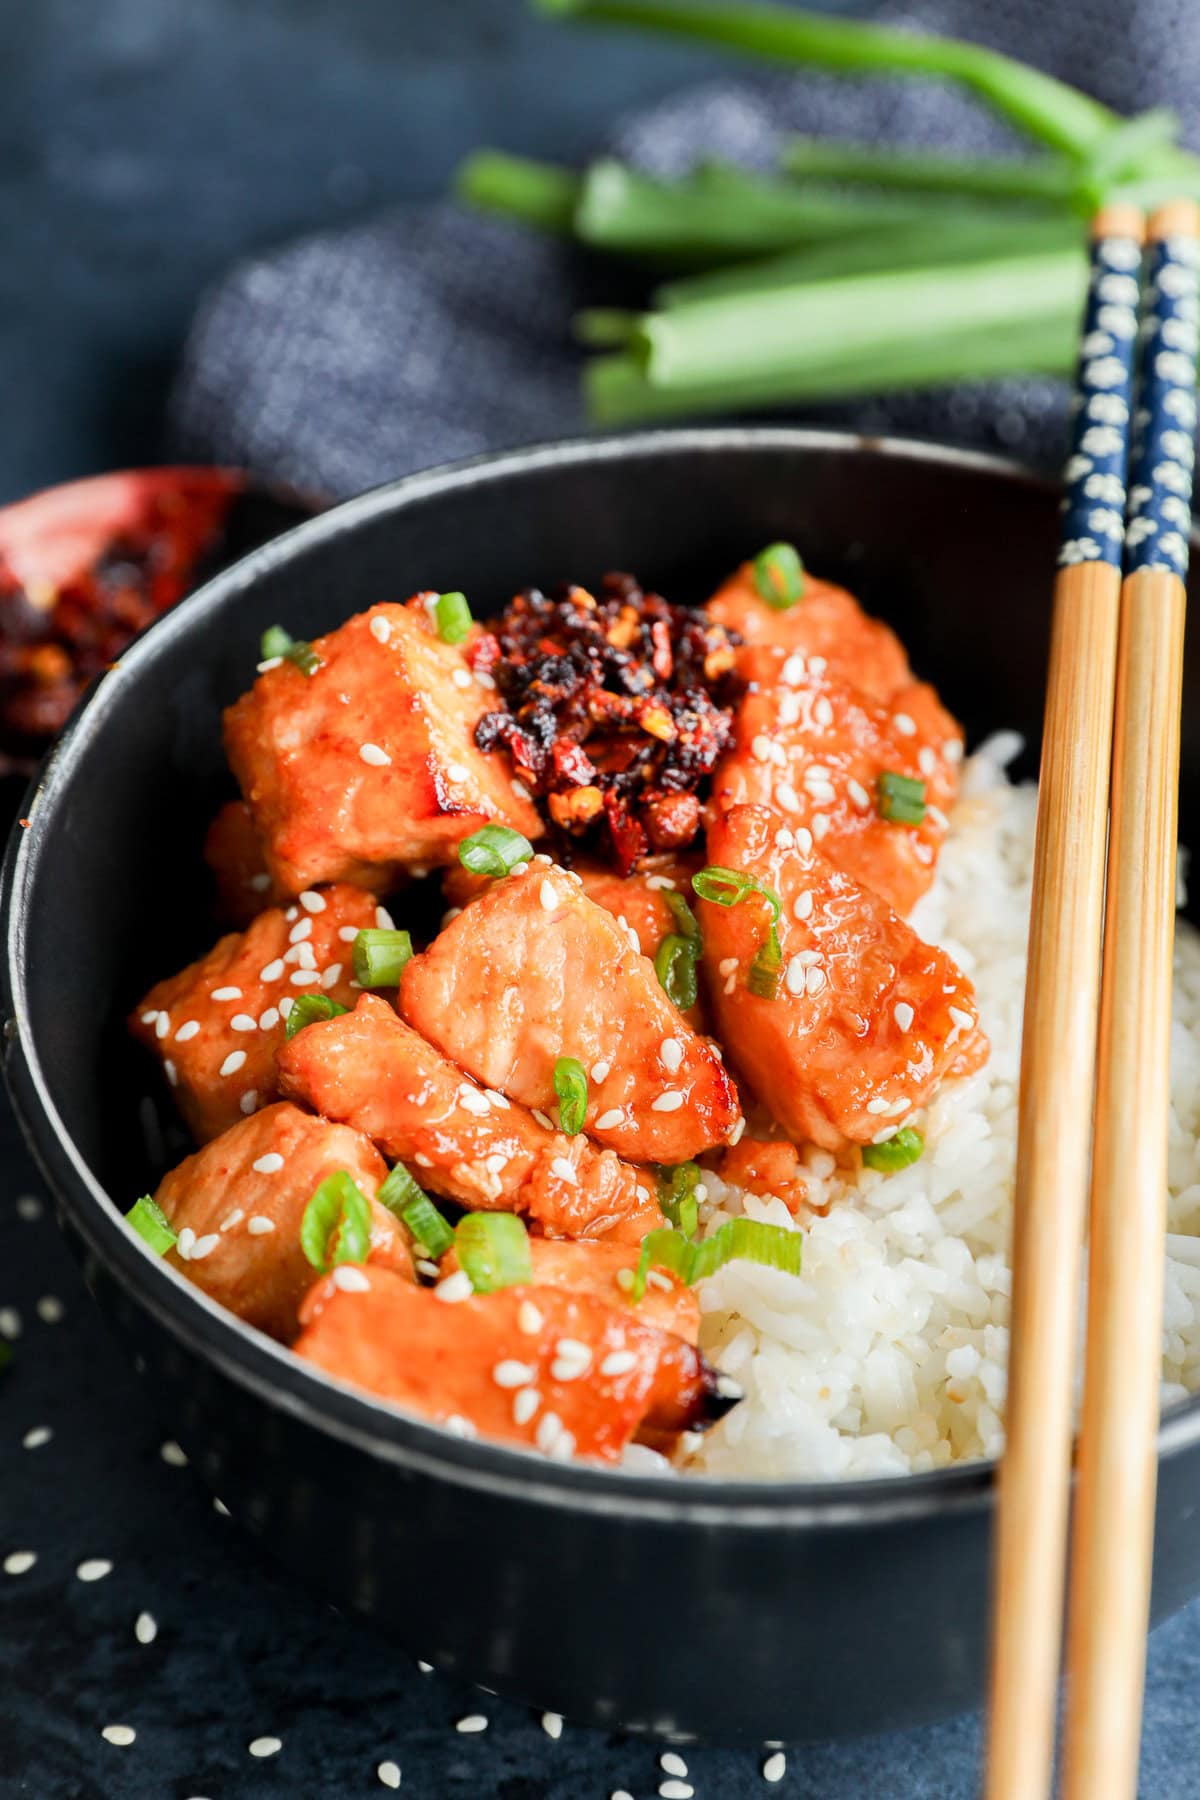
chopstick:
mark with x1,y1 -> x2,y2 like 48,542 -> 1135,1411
1062,200 -> 1200,1800
984,203 -> 1145,1800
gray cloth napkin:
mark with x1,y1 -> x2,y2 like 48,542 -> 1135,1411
169,0 -> 1200,499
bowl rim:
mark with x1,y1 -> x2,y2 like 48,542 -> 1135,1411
8,422 -> 1200,1527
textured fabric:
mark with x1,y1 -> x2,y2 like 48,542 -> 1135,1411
171,0 -> 1200,498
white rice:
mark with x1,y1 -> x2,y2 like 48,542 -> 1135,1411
684,736 -> 1200,1481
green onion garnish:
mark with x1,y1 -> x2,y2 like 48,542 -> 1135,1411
399,1191 -> 455,1260
877,770 -> 927,825
862,1127 -> 925,1173
655,932 -> 699,1011
752,541 -> 805,610
376,1161 -> 429,1218
260,624 -> 322,676
352,927 -> 414,989
553,1056 -> 588,1135
659,1162 -> 701,1239
455,1212 -> 533,1293
664,889 -> 701,942
284,994 -> 349,1039
435,591 -> 473,645
124,1195 -> 178,1255
458,824 -> 534,878
692,866 -> 782,920
300,1171 -> 373,1274
747,922 -> 783,999
632,1215 -> 802,1302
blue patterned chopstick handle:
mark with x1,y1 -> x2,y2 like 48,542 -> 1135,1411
1058,229 -> 1142,569
1124,228 -> 1199,578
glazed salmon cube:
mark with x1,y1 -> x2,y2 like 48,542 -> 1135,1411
698,805 -> 987,1151
152,1102 -> 411,1341
401,862 -> 740,1163
712,668 -> 963,915
441,1236 -> 701,1344
277,994 -> 663,1244
706,562 -> 912,705
129,884 -> 380,1143
204,799 -> 283,926
716,1137 -> 809,1215
294,1267 -> 730,1461
223,597 -> 543,896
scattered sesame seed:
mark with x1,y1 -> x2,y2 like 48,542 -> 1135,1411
377,1761 -> 402,1789
416,1259 -> 439,1279
785,957 -> 806,996
140,1010 -> 158,1026
258,1007 -> 280,1031
716,1374 -> 744,1399
894,1002 -> 915,1032
805,965 -> 827,997
651,1090 -> 684,1113
661,1753 -> 689,1777
289,916 -> 314,944
337,926 -> 360,944
549,1157 -> 578,1184
808,655 -> 827,675
289,969 -> 320,987
949,1006 -> 975,1032
211,986 -> 242,1002
795,826 -> 813,856
446,762 -> 470,783
15,1193 -> 42,1221
812,813 -> 831,840
135,1611 -> 158,1645
248,1736 -> 282,1758
763,1750 -> 787,1782
866,1097 -> 892,1115
494,1360 -> 536,1388
220,1208 -> 245,1231
4,1550 -> 35,1575
457,1087 -> 491,1117
893,711 -> 917,736
101,1725 -> 136,1747
616,1267 -> 635,1292
594,1108 -> 625,1131
729,1116 -> 747,1146
77,1558 -> 113,1582
517,1301 -> 543,1336
535,1411 -> 565,1454
163,1060 -> 178,1087
590,1060 -> 611,1083
22,1426 -> 51,1450
551,1339 -> 592,1382
452,667 -> 472,689
539,880 -> 558,912
160,1440 -> 188,1467
359,743 -> 391,766
814,695 -> 834,726
945,737 -> 964,763
174,1020 -> 200,1043
512,779 -> 532,800
873,1125 -> 899,1145
847,777 -> 871,810
257,655 -> 283,672
154,1012 -> 170,1040
219,1051 -> 247,1078
252,1152 -> 285,1176
751,734 -> 772,763
213,1498 -> 231,1518
417,1660 -> 434,1673
793,890 -> 814,921
600,1350 -> 638,1377
189,1234 -> 220,1262
723,974 -> 737,996
299,890 -> 326,913
250,872 -> 271,891
455,1715 -> 489,1735
659,1782 -> 694,1799
781,654 -> 806,686
444,1415 -> 477,1439
774,782 -> 800,814
660,1037 -> 683,1074
532,1109 -> 554,1130
370,615 -> 392,645
918,746 -> 937,775
332,1266 -> 371,1293
240,1090 -> 259,1115
541,1712 -> 563,1740
36,1295 -> 63,1324
231,1013 -> 258,1033
483,1089 -> 510,1110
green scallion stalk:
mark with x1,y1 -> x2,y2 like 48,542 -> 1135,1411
782,136 -> 1082,204
658,1161 -> 702,1239
752,541 -> 805,610
655,932 -> 699,1011
747,923 -> 783,1000
631,1213 -> 802,1300
877,771 -> 927,825
454,149 -> 584,234
125,1195 -> 178,1255
663,889 -> 701,942
573,307 -> 642,348
862,1128 -> 925,1173
1082,107 -> 1180,191
455,1212 -> 534,1293
435,591 -> 473,645
260,625 -> 322,676
534,0 -> 1119,159
693,866 -> 781,919
284,993 -> 349,1039
376,1161 -> 429,1218
352,927 -> 414,989
458,824 -> 534,878
553,1056 -> 589,1135
399,1191 -> 456,1260
301,1171 -> 373,1274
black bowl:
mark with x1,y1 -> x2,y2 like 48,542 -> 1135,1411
6,428 -> 1200,1747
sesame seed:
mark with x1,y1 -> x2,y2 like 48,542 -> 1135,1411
174,1020 -> 200,1042
660,1037 -> 683,1074
444,1414 -> 477,1438
258,1007 -> 280,1031
893,712 -> 917,736
661,1753 -> 689,1777
22,1426 -> 51,1450
140,1010 -> 158,1025
866,1097 -> 891,1115
219,1051 -> 247,1077
160,1440 -> 188,1466
378,1759 -> 402,1788
289,969 -> 320,987
549,1157 -> 578,1184
189,1234 -> 220,1262
493,1360 -> 536,1388
0,1308 -> 22,1341
220,1208 -> 245,1231
600,1350 -> 638,1377
483,1088 -> 510,1110
535,1411 -> 565,1454
723,974 -> 737,996
289,916 -> 314,944
949,1006 -> 975,1031
812,813 -> 831,840
446,762 -> 470,783
716,1373 -> 744,1399
594,1108 -> 625,1131
15,1194 -> 42,1220
590,1060 -> 611,1082
517,1301 -> 544,1335
763,1750 -> 787,1782
944,737 -> 963,763
781,654 -> 806,685
887,1095 -> 910,1116
777,690 -> 801,725
847,778 -> 871,810
299,890 -> 326,913
370,616 -> 392,645
452,667 -> 472,689
751,734 -> 773,763
659,1782 -> 693,1799
320,964 -> 343,990
814,695 -> 834,726
416,1259 -> 439,1278
512,778 -> 532,800
154,1012 -> 169,1040
513,1388 -> 541,1426
248,1736 -> 282,1758
455,1715 -> 488,1734
718,956 -> 738,976
417,1660 -> 434,1673
613,1793 -> 635,1800
774,782 -> 800,813
4,1550 -> 35,1575
793,890 -> 814,920
551,1338 -> 592,1381
509,862 -> 529,878
808,655 -> 827,675
539,880 -> 558,911
773,827 -> 794,849
928,804 -> 950,832
645,874 -> 677,890
240,1090 -> 259,1115
211,986 -> 242,1001
873,1125 -> 899,1144
458,1087 -> 490,1117
918,746 -> 937,775
805,965 -> 827,996
101,1725 -> 136,1747
795,826 -> 813,855
163,1060 -> 178,1087
360,743 -> 391,766
135,1611 -> 158,1645
729,1116 -> 747,1145
36,1295 -> 63,1324
484,1152 -> 509,1176
331,1265 -> 371,1293
231,1013 -> 258,1033
252,1153 -> 284,1175
257,655 -> 283,672
337,926 -> 359,944
785,957 -> 806,996
615,1267 -> 635,1292
77,1558 -> 113,1582
541,1712 -> 563,1740
651,1091 -> 684,1113
250,872 -> 271,891
476,671 -> 496,690
532,1109 -> 554,1129
894,1002 -> 915,1032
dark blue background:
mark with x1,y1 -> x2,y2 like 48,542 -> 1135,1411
4,3 -> 1200,1796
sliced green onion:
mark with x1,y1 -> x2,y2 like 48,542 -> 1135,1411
659,1162 -> 701,1239
877,770 -> 927,825
862,1128 -> 925,1173
260,624 -> 322,676
458,824 -> 534,878
435,591 -> 472,645
747,922 -> 783,999
352,927 -> 414,989
664,889 -> 701,942
125,1195 -> 178,1255
692,865 -> 781,919
376,1161 -> 430,1218
454,149 -> 583,235
455,1212 -> 533,1293
553,1056 -> 588,1135
752,541 -> 805,610
632,1214 -> 802,1300
300,1171 -> 373,1274
284,993 -> 348,1039
655,932 -> 699,1011
399,1191 -> 455,1260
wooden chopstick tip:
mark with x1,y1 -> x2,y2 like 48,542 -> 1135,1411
1148,198 -> 1200,242
1090,203 -> 1146,244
